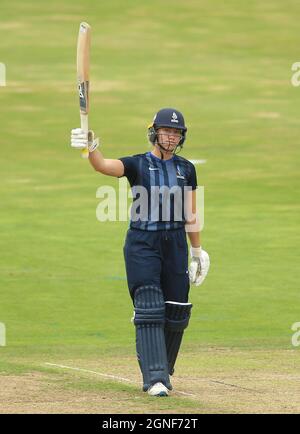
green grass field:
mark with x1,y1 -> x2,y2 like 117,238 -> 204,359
0,0 -> 300,413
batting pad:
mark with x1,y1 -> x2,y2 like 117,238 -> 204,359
164,301 -> 193,375
134,285 -> 172,392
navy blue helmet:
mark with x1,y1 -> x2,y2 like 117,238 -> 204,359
148,108 -> 187,148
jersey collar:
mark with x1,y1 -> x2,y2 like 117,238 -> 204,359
147,151 -> 175,163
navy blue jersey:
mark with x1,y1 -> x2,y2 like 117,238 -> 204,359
119,151 -> 197,231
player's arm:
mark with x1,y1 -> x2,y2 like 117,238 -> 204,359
89,148 -> 124,177
185,188 -> 210,287
185,189 -> 201,247
70,128 -> 124,177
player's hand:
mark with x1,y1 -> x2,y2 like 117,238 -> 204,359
71,128 -> 87,149
70,128 -> 99,152
189,247 -> 210,286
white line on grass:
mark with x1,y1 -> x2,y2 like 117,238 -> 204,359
44,363 -> 133,383
44,362 -> 197,398
175,390 -> 197,397
188,159 -> 207,165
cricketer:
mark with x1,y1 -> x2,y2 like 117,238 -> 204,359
71,108 -> 210,396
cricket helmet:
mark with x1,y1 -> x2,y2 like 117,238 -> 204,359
147,108 -> 187,147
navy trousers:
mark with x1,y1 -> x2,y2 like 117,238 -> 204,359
123,227 -> 190,303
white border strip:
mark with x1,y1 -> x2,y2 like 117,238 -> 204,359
165,301 -> 192,306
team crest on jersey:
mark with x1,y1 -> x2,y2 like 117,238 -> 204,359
176,165 -> 185,179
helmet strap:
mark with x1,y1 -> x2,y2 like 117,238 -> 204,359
150,128 -> 184,159
156,138 -> 182,158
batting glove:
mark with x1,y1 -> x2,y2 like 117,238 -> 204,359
70,128 -> 99,152
189,247 -> 210,286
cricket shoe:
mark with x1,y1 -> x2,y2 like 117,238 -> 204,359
147,382 -> 169,397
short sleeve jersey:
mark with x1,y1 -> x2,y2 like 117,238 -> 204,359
118,151 -> 197,231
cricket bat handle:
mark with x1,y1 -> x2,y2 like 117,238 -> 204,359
80,113 -> 89,159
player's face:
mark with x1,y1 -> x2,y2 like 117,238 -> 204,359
156,128 -> 182,152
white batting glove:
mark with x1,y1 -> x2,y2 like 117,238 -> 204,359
70,128 -> 99,152
189,247 -> 210,286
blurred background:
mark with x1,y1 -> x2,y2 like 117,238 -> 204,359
0,0 -> 299,413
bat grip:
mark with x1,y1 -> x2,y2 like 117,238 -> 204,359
80,113 -> 89,159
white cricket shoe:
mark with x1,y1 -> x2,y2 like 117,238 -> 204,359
147,382 -> 169,397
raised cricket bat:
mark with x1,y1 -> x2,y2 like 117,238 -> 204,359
77,22 -> 91,159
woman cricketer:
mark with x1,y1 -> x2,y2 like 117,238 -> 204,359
71,108 -> 210,397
